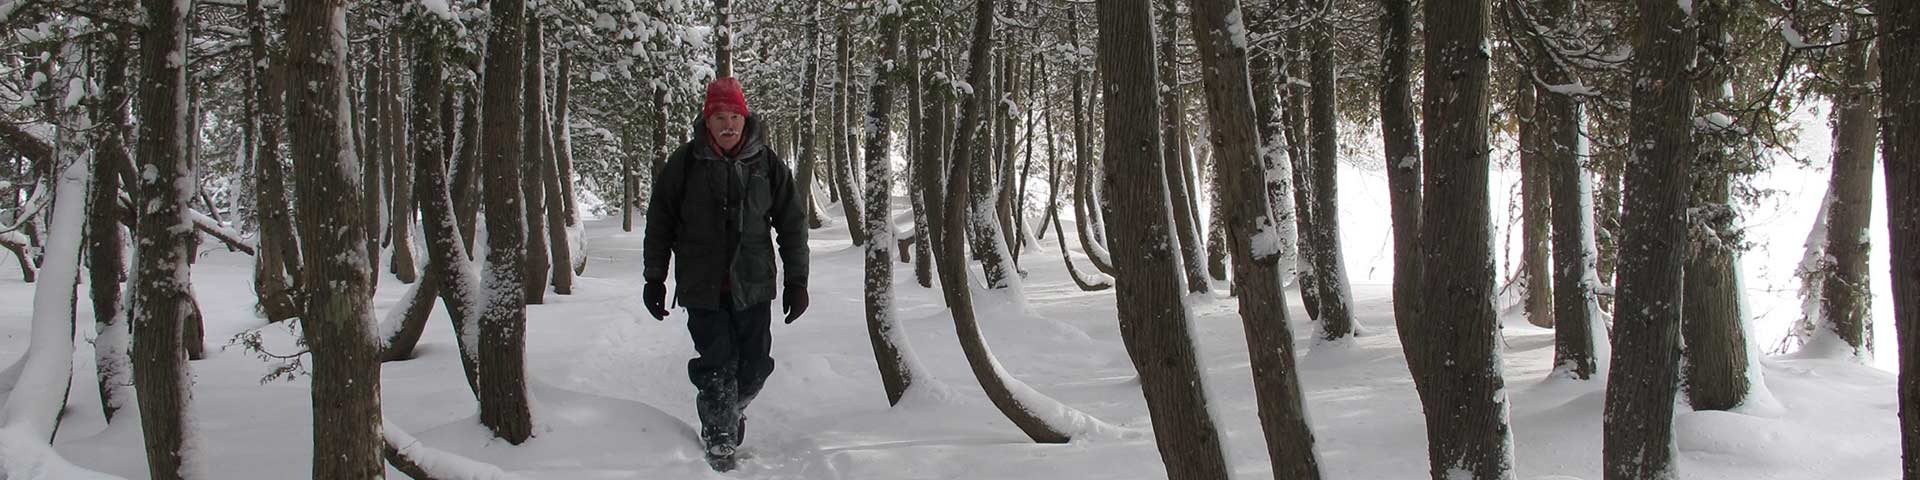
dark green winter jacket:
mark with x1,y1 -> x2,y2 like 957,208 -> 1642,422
643,114 -> 808,309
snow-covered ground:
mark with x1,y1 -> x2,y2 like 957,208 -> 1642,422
1,104 -> 1904,479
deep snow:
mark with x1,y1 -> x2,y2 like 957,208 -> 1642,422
0,102 -> 1904,479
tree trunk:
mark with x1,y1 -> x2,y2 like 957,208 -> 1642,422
1518,72 -> 1554,329
1523,0 -> 1602,380
714,0 -> 733,78
938,0 -> 1090,443
362,45 -> 385,291
287,0 -> 386,476
522,22 -> 552,305
1604,0 -> 1695,476
88,18 -> 135,424
863,6 -> 921,406
407,10 -> 484,397
1154,0 -> 1212,294
1068,13 -> 1114,278
1306,14 -> 1356,340
131,1 -> 203,477
1683,0 -> 1762,410
1184,0 -> 1327,476
800,0 -> 827,230
910,27 -> 937,289
453,90 -> 483,252
966,34 -> 1019,291
1377,0 -> 1424,371
244,0 -> 301,324
389,35 -> 420,286
544,66 -> 576,295
1091,1 -> 1232,477
554,50 -> 583,278
1283,29 -> 1321,318
479,0 -> 535,444
1819,18 -> 1878,360
1874,2 -> 1920,477
834,18 -> 869,245
1413,0 -> 1514,477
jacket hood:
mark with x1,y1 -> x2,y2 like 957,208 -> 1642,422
691,113 -> 770,161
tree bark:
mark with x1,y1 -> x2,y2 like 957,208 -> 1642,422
1186,0 -> 1325,477
1873,1 -> 1920,476
1153,0 -> 1213,294
1518,72 -> 1555,329
800,0 -> 827,230
862,4 -> 919,406
522,22 -> 552,305
1820,17 -> 1878,360
479,0 -> 535,444
1682,0 -> 1761,410
1414,0 -> 1514,477
248,0 -> 301,324
1306,11 -> 1356,340
1521,0 -> 1601,380
938,0 -> 1084,443
544,56 -> 576,295
407,9 -> 484,396
389,35 -> 420,286
131,1 -> 203,477
362,44 -> 385,291
833,17 -> 869,245
1604,0 -> 1696,477
909,26 -> 937,289
1068,12 -> 1114,278
287,0 -> 386,476
88,17 -> 135,424
1092,2 -> 1233,477
1377,0 -> 1424,373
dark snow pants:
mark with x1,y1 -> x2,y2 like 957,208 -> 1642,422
687,301 -> 775,449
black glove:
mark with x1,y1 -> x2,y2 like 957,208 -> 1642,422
643,282 -> 669,320
782,286 -> 808,324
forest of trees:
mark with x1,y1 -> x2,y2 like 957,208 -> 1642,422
0,0 -> 1913,478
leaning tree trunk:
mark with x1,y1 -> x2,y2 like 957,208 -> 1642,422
1282,29 -> 1322,318
1413,0 -> 1514,477
937,0 -> 1098,444
1187,0 -> 1326,476
862,6 -> 922,406
88,18 -> 134,424
408,8 -> 485,398
478,0 -> 536,444
543,64 -> 576,295
522,22 -> 552,305
131,1 -> 204,477
1874,1 -> 1920,477
287,0 -> 387,476
248,0 -> 301,323
1377,0 -> 1425,372
1604,0 -> 1696,477
1091,1 -> 1231,477
1683,0 -> 1764,410
1819,18 -> 1878,361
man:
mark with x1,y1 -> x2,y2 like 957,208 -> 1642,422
642,77 -> 810,472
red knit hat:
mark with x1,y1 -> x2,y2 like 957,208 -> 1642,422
702,77 -> 750,119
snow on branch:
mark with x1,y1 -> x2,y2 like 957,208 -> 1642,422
382,420 -> 526,480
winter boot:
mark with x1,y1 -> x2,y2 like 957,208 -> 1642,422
705,442 -> 738,472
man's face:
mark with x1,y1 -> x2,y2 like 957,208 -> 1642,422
708,112 -> 746,151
